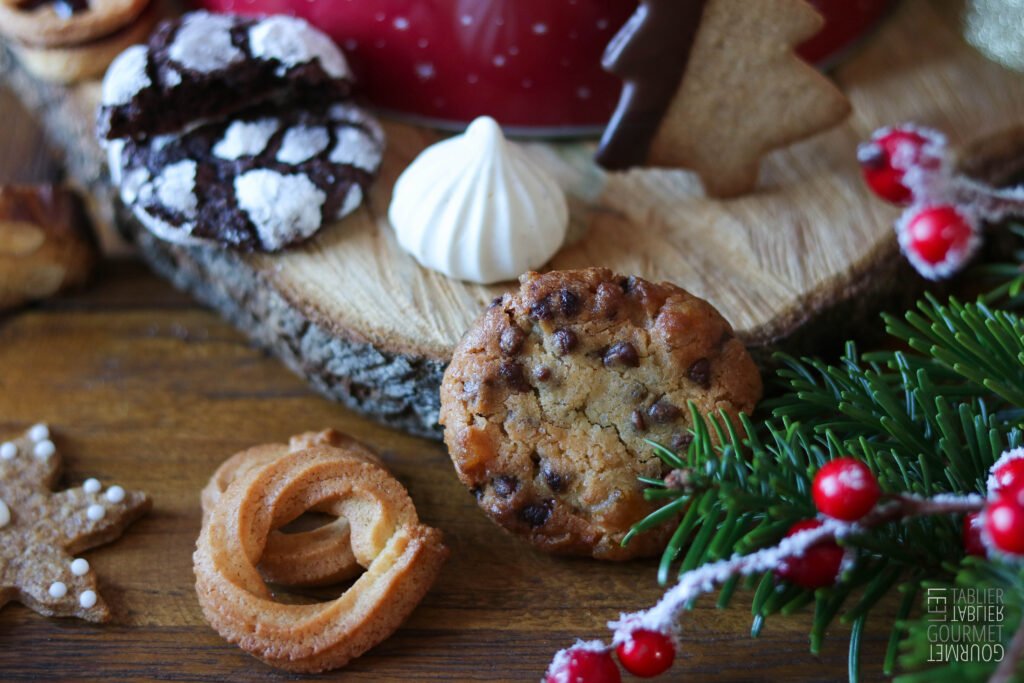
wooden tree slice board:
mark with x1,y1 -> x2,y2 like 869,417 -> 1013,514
3,0 -> 1023,439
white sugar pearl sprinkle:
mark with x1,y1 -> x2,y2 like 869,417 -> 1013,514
48,581 -> 67,599
28,424 -> 49,442
0,499 -> 9,528
83,478 -> 101,494
33,440 -> 55,459
86,504 -> 105,521
0,442 -> 16,460
79,590 -> 97,609
70,558 -> 90,576
105,486 -> 125,504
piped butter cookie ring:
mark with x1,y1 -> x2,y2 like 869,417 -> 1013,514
194,443 -> 447,672
200,430 -> 380,587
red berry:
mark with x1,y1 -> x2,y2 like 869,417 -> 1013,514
775,520 -> 844,589
812,457 -> 881,521
900,205 -> 977,273
858,128 -> 933,204
984,494 -> 1024,557
616,630 -> 676,678
992,456 -> 1024,495
963,512 -> 987,557
546,648 -> 621,683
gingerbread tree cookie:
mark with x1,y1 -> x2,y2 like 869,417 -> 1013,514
596,0 -> 851,197
0,425 -> 151,623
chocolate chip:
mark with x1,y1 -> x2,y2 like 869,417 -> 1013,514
489,295 -> 504,308
529,296 -> 554,321
470,486 -> 483,500
534,366 -> 552,382
558,289 -> 582,317
519,501 -> 553,528
499,361 -> 530,392
542,464 -> 568,492
671,433 -> 694,451
620,276 -> 639,294
688,358 -> 711,389
603,341 -> 639,368
492,475 -> 518,498
552,328 -> 579,356
647,399 -> 682,424
499,326 -> 526,356
631,409 -> 647,432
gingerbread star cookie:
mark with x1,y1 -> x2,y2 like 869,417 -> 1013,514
596,0 -> 851,197
0,424 -> 151,622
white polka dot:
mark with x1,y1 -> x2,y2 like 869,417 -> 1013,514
28,424 -> 49,442
33,440 -> 55,459
83,478 -> 102,494
393,16 -> 409,30
70,558 -> 90,576
532,22 -> 548,34
79,590 -> 97,609
86,504 -> 105,521
0,499 -> 9,528
48,582 -> 67,599
0,442 -> 16,460
105,486 -> 126,504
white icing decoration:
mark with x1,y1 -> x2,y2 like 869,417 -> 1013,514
33,440 -> 55,460
83,478 -> 102,494
388,116 -> 569,284
105,486 -> 126,504
153,160 -> 199,219
235,170 -> 326,251
248,16 -> 350,79
70,558 -> 90,576
79,590 -> 97,609
213,119 -> 279,161
48,582 -> 67,599
101,45 -> 150,106
337,184 -> 363,219
86,504 -> 106,522
28,424 -> 49,442
328,127 -> 382,172
276,126 -> 330,165
0,499 -> 9,528
168,12 -> 244,74
0,442 -> 16,461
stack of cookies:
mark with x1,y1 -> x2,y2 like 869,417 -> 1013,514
0,0 -> 161,84
96,12 -> 386,252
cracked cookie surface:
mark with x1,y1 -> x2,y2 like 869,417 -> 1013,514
440,268 -> 762,560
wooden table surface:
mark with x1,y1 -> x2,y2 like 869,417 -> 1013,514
0,85 -> 889,682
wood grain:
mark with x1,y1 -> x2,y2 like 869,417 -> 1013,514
9,0 -> 1023,437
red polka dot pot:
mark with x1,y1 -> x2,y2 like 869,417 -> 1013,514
197,0 -> 895,134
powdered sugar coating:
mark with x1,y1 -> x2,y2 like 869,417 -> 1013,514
277,126 -> 330,165
153,161 -> 199,219
101,45 -> 151,107
235,170 -> 327,251
249,16 -> 350,79
213,119 -> 280,161
338,184 -> 364,219
329,127 -> 382,172
169,12 -> 244,73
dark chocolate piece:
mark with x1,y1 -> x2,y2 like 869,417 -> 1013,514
595,0 -> 709,170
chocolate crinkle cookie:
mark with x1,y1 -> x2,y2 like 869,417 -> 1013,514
96,11 -> 352,141
108,103 -> 383,251
96,11 -> 383,253
440,268 -> 763,561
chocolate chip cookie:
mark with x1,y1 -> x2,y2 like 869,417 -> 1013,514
108,101 -> 382,251
440,268 -> 762,560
